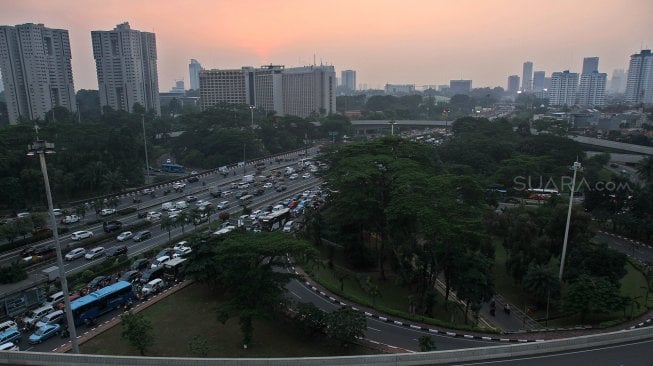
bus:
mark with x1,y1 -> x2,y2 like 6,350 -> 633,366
239,194 -> 254,206
161,163 -> 185,173
527,188 -> 558,200
70,281 -> 134,326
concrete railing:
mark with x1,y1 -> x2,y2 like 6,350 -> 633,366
1,326 -> 652,365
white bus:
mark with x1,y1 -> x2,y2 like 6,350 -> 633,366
239,194 -> 254,206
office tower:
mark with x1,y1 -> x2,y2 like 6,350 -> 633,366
582,57 -> 599,74
169,80 -> 185,93
385,84 -> 416,95
199,65 -> 335,118
609,69 -> 626,93
533,71 -> 545,92
507,75 -> 520,95
91,22 -> 160,115
577,71 -> 607,106
449,80 -> 472,95
0,23 -> 76,124
624,49 -> 653,104
549,70 -> 579,106
341,70 -> 356,94
189,59 -> 201,90
522,61 -> 533,92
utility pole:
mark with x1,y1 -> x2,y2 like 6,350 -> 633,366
559,160 -> 582,280
242,143 -> 246,176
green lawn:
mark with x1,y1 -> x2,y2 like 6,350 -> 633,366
81,283 -> 379,357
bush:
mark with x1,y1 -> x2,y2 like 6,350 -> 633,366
0,260 -> 27,284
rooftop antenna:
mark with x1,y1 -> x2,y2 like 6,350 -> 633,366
313,53 -> 316,66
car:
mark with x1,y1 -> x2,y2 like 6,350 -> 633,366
107,245 -> 128,257
119,270 -> 141,283
141,188 -> 154,195
238,183 -> 249,189
217,201 -> 229,210
222,190 -> 232,197
132,230 -> 152,242
235,191 -> 248,198
35,309 -> 64,329
173,182 -> 186,189
166,158 -> 172,163
141,278 -> 166,296
88,275 -> 109,288
302,173 -> 311,179
186,195 -> 198,202
130,258 -> 149,271
146,212 -> 161,223
156,248 -> 175,258
173,242 -> 192,257
263,182 -> 273,189
289,173 -> 299,180
16,212 -> 30,218
151,255 -> 171,268
52,209 -> 63,217
283,220 -> 295,233
116,231 -> 133,241
65,247 -> 86,261
0,341 -> 19,351
254,189 -> 265,196
71,230 -> 93,240
193,213 -> 208,224
103,220 -> 122,232
100,208 -> 116,216
85,246 -> 105,260
275,185 -> 287,192
61,215 -> 80,224
28,324 -> 60,344
191,170 -> 198,175
187,176 -> 199,183
23,305 -> 54,327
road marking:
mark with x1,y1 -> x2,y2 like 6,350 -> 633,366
367,327 -> 381,332
289,290 -> 302,299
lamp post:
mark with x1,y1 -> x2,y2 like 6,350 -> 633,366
27,140 -> 79,353
141,114 -> 151,185
388,120 -> 396,136
558,160 -> 582,280
249,105 -> 255,128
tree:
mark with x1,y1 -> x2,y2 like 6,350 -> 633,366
175,211 -> 189,234
324,307 -> 366,346
418,335 -> 436,352
636,156 -> 653,182
75,205 -> 87,223
522,263 -> 560,305
293,302 -> 326,338
185,231 -> 315,348
563,274 -> 626,322
218,211 -> 230,223
120,311 -> 155,356
188,335 -> 209,357
160,217 -> 175,242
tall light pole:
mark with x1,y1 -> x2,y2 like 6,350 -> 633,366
141,115 -> 151,185
389,120 -> 396,136
559,160 -> 582,280
27,140 -> 79,353
249,105 -> 255,128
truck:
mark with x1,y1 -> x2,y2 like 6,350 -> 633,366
242,174 -> 254,183
284,167 -> 295,176
42,266 -> 60,282
209,186 -> 222,198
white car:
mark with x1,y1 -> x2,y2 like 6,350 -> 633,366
52,209 -> 63,217
71,230 -> 93,240
217,201 -> 229,210
65,247 -> 86,261
222,190 -> 232,197
85,247 -> 105,260
173,242 -> 192,256
116,231 -> 133,241
302,173 -> 311,179
263,182 -> 273,189
173,182 -> 186,189
100,208 -> 115,216
289,173 -> 299,180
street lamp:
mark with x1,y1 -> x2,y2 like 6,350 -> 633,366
388,120 -> 397,136
249,105 -> 256,128
141,115 -> 151,185
558,160 -> 582,280
27,140 -> 79,354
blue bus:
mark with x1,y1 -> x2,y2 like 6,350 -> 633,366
70,281 -> 134,326
161,163 -> 185,173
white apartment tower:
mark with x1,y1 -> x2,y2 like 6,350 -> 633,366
577,71 -> 607,106
189,59 -> 201,90
0,23 -> 76,124
282,65 -> 336,117
91,22 -> 160,115
549,70 -> 579,106
624,49 -> 653,104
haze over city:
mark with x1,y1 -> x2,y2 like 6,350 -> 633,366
1,0 -> 652,90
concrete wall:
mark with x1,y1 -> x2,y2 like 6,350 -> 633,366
1,326 -> 652,365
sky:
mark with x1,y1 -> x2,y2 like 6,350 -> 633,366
1,0 -> 652,91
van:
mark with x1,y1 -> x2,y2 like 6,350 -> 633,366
161,202 -> 174,211
35,309 -> 64,328
0,329 -> 21,345
283,221 -> 294,233
175,200 -> 188,210
23,305 -> 53,327
272,204 -> 284,212
0,342 -> 18,351
141,278 -> 165,296
44,291 -> 64,308
151,255 -> 171,269
0,321 -> 17,334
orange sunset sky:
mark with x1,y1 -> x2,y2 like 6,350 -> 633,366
2,0 -> 652,90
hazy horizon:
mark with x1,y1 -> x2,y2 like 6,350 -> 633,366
1,0 -> 652,91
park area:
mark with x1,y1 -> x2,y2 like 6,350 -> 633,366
81,283 -> 379,357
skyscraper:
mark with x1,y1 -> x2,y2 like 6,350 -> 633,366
0,23 -> 76,124
522,61 -> 533,92
449,80 -> 472,95
91,22 -> 160,115
582,57 -> 599,74
577,71 -> 607,106
549,70 -> 579,106
507,75 -> 520,95
624,49 -> 653,104
609,69 -> 626,94
532,71 -> 546,92
189,59 -> 201,90
341,70 -> 356,94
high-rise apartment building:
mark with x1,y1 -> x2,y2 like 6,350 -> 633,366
582,57 -> 599,74
507,75 -> 520,95
341,70 -> 356,94
91,22 -> 160,115
624,49 -> 653,104
577,71 -> 607,106
385,84 -> 416,95
532,71 -> 546,92
199,64 -> 335,118
449,80 -> 472,95
189,59 -> 201,90
0,23 -> 76,124
609,69 -> 626,94
522,61 -> 533,92
549,70 -> 579,106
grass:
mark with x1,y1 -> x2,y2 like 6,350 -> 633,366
81,283 -> 379,357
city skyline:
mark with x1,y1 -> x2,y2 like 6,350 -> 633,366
1,0 -> 652,91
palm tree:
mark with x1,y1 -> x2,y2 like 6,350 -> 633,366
204,205 -> 216,224
160,217 -> 175,243
81,161 -> 109,192
101,170 -> 126,194
90,199 -> 104,219
636,156 -> 653,182
75,205 -> 87,223
108,196 -> 120,210
175,211 -> 189,234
